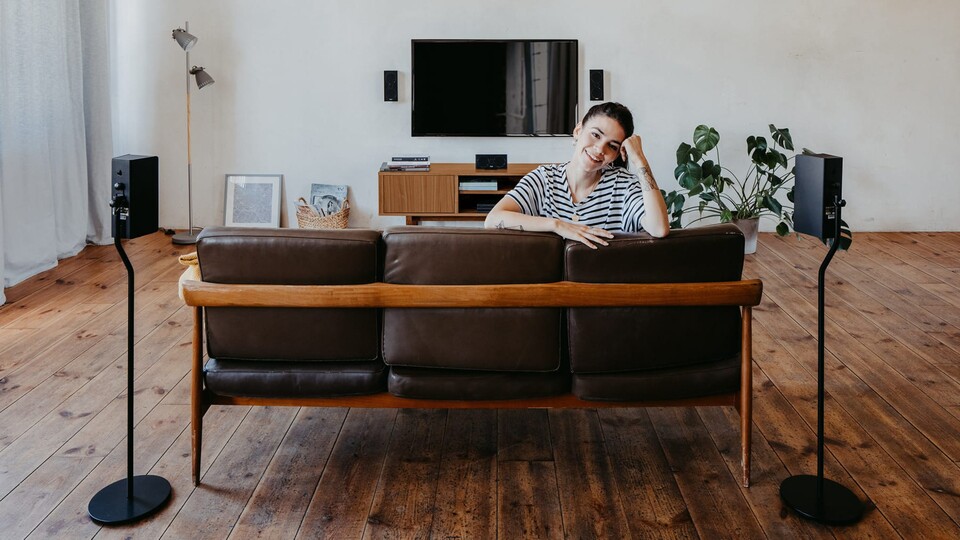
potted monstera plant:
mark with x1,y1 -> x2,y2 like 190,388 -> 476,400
661,124 -> 851,253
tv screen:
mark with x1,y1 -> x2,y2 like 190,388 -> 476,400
412,39 -> 578,137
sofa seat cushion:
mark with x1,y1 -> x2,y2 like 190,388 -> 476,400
388,366 -> 569,400
565,224 -> 744,374
197,227 -> 382,363
572,354 -> 740,401
204,358 -> 387,398
382,227 -> 564,372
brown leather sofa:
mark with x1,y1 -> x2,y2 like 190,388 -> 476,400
184,223 -> 761,487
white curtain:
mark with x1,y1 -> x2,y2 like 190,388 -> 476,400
0,0 -> 113,305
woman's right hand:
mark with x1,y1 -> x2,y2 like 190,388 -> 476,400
553,219 -> 613,249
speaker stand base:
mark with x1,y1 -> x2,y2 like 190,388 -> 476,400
780,474 -> 864,525
171,230 -> 199,245
88,475 -> 172,525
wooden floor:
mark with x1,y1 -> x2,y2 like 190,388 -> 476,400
1,231 -> 959,539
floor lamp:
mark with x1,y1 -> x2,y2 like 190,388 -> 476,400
171,22 -> 215,245
88,182 -> 172,524
779,153 -> 864,525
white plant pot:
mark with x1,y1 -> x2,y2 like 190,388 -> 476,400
732,218 -> 759,254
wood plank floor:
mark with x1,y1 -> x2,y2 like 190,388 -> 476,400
1,231 -> 959,539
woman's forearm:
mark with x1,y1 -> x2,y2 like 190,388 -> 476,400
484,208 -> 558,233
635,161 -> 670,238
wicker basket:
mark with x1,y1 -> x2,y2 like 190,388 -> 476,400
295,197 -> 350,229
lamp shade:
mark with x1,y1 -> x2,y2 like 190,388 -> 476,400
172,28 -> 197,51
190,66 -> 215,89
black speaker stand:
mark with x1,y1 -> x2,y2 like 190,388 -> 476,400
89,190 -> 172,524
780,196 -> 863,525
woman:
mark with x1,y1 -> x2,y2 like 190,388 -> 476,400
484,102 -> 670,248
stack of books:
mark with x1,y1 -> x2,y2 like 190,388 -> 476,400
459,180 -> 499,191
382,155 -> 430,172
476,202 -> 497,213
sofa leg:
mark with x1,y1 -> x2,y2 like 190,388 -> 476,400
741,414 -> 751,488
192,415 -> 202,487
191,306 -> 204,487
740,306 -> 753,488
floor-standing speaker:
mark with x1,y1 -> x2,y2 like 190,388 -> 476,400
793,153 -> 842,240
111,155 -> 158,239
90,154 -> 171,525
781,151 -> 863,525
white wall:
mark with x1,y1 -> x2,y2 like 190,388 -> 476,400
112,0 -> 960,232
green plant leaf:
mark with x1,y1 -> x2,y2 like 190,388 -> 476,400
834,219 -> 853,250
763,195 -> 782,215
700,160 -> 721,180
770,125 -> 795,151
769,173 -> 784,187
699,192 -> 716,201
701,160 -> 718,182
751,136 -> 767,154
689,184 -> 704,196
776,222 -> 789,236
676,143 -> 692,166
720,208 -> 733,222
776,151 -> 788,169
787,186 -> 795,202
693,125 -> 719,153
678,162 -> 702,189
751,148 -> 767,166
758,149 -> 780,170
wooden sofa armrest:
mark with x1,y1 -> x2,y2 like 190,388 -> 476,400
181,279 -> 762,308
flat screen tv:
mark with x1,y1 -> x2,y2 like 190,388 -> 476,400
412,39 -> 578,137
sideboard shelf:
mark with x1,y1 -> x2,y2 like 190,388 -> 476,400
378,162 -> 538,225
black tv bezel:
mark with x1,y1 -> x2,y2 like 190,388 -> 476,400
411,39 -> 579,137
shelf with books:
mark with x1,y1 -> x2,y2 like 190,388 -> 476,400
378,162 -> 538,225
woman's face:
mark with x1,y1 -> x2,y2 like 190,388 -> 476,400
572,115 -> 626,172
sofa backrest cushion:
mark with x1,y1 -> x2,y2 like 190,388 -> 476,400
565,223 -> 745,373
381,227 -> 564,372
197,227 -> 382,362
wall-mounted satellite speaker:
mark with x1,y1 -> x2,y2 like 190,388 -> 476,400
589,69 -> 604,101
384,70 -> 398,102
793,153 -> 842,240
111,155 -> 158,240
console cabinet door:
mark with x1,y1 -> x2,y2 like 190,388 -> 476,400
379,175 -> 457,214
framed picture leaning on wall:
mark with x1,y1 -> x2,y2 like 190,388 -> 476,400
224,174 -> 282,227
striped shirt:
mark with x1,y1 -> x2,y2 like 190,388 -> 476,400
506,162 -> 647,232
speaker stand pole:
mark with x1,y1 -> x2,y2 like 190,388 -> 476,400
89,191 -> 172,524
780,195 -> 863,525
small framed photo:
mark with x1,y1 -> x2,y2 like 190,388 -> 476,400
224,174 -> 282,228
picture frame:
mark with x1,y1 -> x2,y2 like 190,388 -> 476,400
224,174 -> 282,228
308,183 -> 348,216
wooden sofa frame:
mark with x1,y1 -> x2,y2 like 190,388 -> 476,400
182,279 -> 763,488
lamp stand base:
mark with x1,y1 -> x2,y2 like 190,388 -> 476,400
88,475 -> 172,524
780,474 -> 864,525
171,230 -> 199,245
